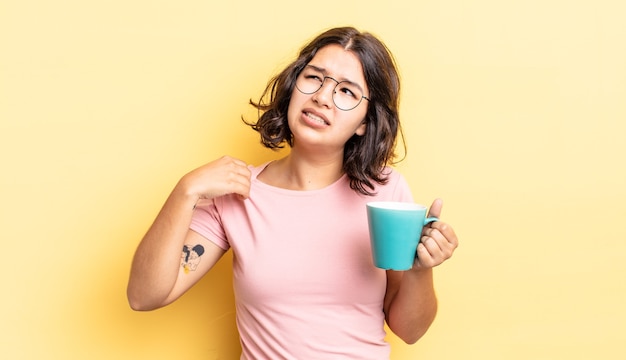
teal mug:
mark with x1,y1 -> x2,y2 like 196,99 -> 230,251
366,202 -> 438,270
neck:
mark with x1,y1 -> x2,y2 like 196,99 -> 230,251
261,150 -> 345,191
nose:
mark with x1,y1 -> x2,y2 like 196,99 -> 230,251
312,77 -> 338,108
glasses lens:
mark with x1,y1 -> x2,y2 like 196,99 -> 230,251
296,68 -> 324,94
295,68 -> 365,111
333,82 -> 363,111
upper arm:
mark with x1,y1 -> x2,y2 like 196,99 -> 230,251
162,229 -> 227,306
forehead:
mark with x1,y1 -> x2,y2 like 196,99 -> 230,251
308,44 -> 366,84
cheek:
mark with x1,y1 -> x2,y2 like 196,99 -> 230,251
286,102 -> 298,128
287,91 -> 305,121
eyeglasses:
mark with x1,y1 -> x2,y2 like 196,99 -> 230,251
295,67 -> 370,111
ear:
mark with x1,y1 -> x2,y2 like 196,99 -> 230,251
355,120 -> 367,136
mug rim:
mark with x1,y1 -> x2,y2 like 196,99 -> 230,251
366,201 -> 427,211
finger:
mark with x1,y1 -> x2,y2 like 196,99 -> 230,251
430,222 -> 459,248
416,240 -> 440,268
223,156 -> 249,175
423,233 -> 443,254
416,242 -> 432,268
427,228 -> 458,263
230,157 -> 248,167
231,163 -> 252,181
217,155 -> 248,174
425,227 -> 444,243
427,198 -> 443,219
231,172 -> 252,199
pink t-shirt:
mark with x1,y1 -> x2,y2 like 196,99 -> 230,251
190,163 -> 414,359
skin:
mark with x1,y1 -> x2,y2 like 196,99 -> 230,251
126,44 -> 459,345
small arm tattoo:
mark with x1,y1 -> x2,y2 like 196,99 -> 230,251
181,244 -> 205,274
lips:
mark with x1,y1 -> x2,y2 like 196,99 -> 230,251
303,110 -> 330,126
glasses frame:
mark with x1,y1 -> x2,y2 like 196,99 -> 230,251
295,74 -> 370,111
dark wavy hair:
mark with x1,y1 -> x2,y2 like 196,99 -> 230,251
244,27 -> 404,196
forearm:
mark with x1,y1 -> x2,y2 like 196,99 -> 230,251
127,181 -> 197,310
386,268 -> 438,344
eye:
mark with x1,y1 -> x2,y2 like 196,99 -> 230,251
337,83 -> 359,99
305,74 -> 323,82
302,68 -> 323,83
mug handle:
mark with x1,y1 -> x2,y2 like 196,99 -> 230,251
424,216 -> 439,225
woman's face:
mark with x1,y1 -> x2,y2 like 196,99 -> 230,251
287,44 -> 369,154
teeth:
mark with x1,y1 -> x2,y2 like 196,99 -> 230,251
307,112 -> 327,125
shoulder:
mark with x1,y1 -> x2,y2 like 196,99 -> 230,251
371,167 -> 413,201
379,167 -> 409,189
383,166 -> 404,181
248,162 -> 271,178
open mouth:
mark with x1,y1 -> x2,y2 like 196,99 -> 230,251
305,111 -> 329,126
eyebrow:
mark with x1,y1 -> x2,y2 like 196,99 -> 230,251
305,64 -> 366,94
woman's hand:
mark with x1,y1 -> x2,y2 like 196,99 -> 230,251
414,199 -> 459,269
179,155 -> 252,202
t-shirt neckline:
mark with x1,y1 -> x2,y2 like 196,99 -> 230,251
252,161 -> 348,196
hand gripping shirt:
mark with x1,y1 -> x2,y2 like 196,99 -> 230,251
190,163 -> 414,359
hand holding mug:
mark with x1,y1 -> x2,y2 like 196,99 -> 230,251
366,199 -> 458,271
414,199 -> 458,270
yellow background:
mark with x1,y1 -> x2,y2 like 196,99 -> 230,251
1,0 -> 625,359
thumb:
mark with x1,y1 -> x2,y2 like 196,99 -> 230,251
427,198 -> 444,219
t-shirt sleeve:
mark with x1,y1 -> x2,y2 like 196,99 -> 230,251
189,198 -> 231,250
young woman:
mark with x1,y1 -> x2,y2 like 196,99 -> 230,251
127,26 -> 458,359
